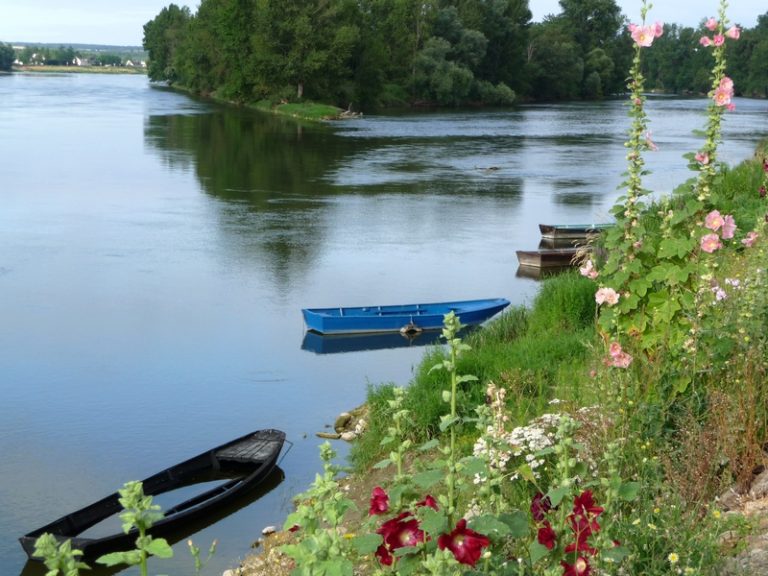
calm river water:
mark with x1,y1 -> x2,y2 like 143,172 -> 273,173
1,73 -> 766,575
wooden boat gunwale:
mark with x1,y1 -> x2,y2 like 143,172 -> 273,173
19,428 -> 286,560
538,223 -> 612,240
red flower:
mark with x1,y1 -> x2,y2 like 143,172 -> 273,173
565,514 -> 599,556
531,492 -> 552,522
561,556 -> 592,576
572,491 -> 603,518
376,512 -> 424,558
415,495 -> 438,510
760,186 -> 767,199
537,521 -> 557,550
375,544 -> 393,566
369,486 -> 389,516
437,519 -> 490,567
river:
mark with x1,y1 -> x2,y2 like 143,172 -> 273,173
0,73 -> 765,576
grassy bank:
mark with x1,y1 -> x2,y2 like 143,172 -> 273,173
252,99 -> 345,121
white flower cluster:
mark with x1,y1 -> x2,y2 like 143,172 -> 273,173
473,412 -> 562,483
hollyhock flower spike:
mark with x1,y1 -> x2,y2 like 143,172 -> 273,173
722,215 -> 736,239
701,233 -> 723,253
704,210 -> 724,231
437,519 -> 490,566
726,25 -> 741,39
369,486 -> 389,516
606,342 -> 632,368
705,17 -> 718,31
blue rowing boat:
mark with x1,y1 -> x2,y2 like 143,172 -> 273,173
302,298 -> 510,335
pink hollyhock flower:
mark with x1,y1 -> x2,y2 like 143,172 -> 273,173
579,259 -> 598,279
695,151 -> 710,165
605,342 -> 632,368
653,21 -> 664,37
704,210 -> 724,231
713,34 -> 725,46
630,24 -> 656,47
722,215 -> 736,239
705,17 -> 718,31
645,131 -> 658,151
595,287 -> 619,306
721,76 -> 734,91
700,36 -> 713,47
369,486 -> 389,515
561,556 -> 592,576
537,521 -> 557,550
437,519 -> 490,567
531,492 -> 552,522
714,86 -> 733,106
701,233 -> 723,253
727,103 -> 736,111
742,231 -> 758,247
726,25 -> 741,39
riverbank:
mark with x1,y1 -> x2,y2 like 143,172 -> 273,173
12,65 -> 145,74
227,145 -> 768,575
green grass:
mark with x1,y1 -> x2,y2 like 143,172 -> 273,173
350,272 -> 598,471
252,100 -> 344,121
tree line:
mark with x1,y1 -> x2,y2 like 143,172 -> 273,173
11,0 -> 765,108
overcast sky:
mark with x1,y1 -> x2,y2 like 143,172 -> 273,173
0,1 -> 764,47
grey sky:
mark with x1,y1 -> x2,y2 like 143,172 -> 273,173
0,1 -> 763,47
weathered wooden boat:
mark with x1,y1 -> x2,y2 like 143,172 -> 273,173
20,429 -> 286,561
539,223 -> 611,240
516,247 -> 580,269
302,298 -> 510,335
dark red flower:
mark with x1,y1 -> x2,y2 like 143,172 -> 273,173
561,556 -> 592,576
572,490 -> 603,518
415,495 -> 438,510
377,512 -> 425,552
437,519 -> 490,566
288,524 -> 300,533
531,492 -> 552,522
565,514 -> 599,556
375,544 -> 393,566
537,521 -> 557,550
763,158 -> 768,173
369,486 -> 389,516
760,185 -> 767,198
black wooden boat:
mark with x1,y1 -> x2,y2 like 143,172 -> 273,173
20,428 -> 286,561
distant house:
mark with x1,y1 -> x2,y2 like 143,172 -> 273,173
73,56 -> 90,66
125,60 -> 134,67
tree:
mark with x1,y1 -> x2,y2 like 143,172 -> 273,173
0,43 -> 14,71
143,4 -> 192,82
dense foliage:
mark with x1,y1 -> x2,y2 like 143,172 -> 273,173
142,0 -> 768,110
0,42 -> 14,71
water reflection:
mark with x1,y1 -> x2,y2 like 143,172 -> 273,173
301,330 -> 445,355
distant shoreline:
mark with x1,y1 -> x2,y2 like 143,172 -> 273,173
12,65 -> 145,75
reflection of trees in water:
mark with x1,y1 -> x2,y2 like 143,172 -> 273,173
144,109 -> 355,290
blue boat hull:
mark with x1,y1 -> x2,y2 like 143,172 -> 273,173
302,298 -> 510,335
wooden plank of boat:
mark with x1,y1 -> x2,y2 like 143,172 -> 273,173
539,223 -> 612,240
19,429 -> 286,561
516,247 -> 580,269
302,297 -> 510,335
